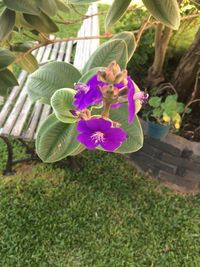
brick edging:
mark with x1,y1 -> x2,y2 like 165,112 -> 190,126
129,119 -> 200,193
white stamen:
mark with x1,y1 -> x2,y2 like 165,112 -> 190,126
91,131 -> 105,143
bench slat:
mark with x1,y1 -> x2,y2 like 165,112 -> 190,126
34,104 -> 52,139
50,42 -> 60,61
1,46 -> 47,136
90,4 -> 99,55
22,102 -> 43,141
64,41 -> 73,63
73,3 -> 99,71
57,41 -> 67,61
10,97 -> 33,137
0,70 -> 28,127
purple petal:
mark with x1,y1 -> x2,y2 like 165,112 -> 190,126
77,133 -> 98,150
87,74 -> 106,89
104,127 -> 127,143
73,76 -> 103,110
77,120 -> 93,133
85,118 -> 111,132
127,77 -> 136,124
73,90 -> 87,110
101,140 -> 122,152
84,87 -> 102,106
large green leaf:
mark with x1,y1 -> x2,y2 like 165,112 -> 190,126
36,114 -> 80,162
0,48 -> 15,70
111,32 -> 136,62
105,0 -> 131,31
55,0 -> 70,13
0,68 -> 18,96
0,8 -> 15,41
17,53 -> 38,73
83,39 -> 128,73
142,0 -> 180,30
78,67 -> 99,83
3,0 -> 40,15
24,12 -> 59,33
39,0 -> 58,17
15,12 -> 33,29
51,88 -> 78,123
113,107 -> 143,153
27,61 -> 81,104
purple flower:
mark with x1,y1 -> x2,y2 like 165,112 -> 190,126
127,78 -> 135,124
73,82 -> 102,110
77,118 -> 127,152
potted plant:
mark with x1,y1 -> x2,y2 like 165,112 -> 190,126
146,95 -> 187,139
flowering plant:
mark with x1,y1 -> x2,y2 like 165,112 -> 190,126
148,95 -> 186,130
26,33 -> 148,162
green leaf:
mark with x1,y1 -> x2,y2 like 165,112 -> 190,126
15,12 -> 33,29
36,114 -> 80,162
24,12 -> 59,33
111,31 -> 136,62
153,107 -> 162,117
0,48 -> 15,70
51,88 -> 78,123
27,61 -> 81,103
39,0 -> 58,17
17,53 -> 39,73
165,95 -> 177,103
142,0 -> 180,30
0,68 -> 18,96
11,41 -> 34,52
55,0 -> 70,13
105,0 -> 131,31
83,39 -> 128,73
149,96 -> 161,108
110,105 -> 143,153
177,102 -> 185,113
0,8 -> 15,41
165,108 -> 177,118
3,0 -> 40,15
78,67 -> 99,83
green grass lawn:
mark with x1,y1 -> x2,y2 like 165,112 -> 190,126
0,4 -> 200,267
0,142 -> 200,266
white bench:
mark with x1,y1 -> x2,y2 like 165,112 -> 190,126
0,3 -> 99,174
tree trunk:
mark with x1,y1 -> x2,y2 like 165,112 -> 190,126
146,24 -> 173,86
172,27 -> 200,103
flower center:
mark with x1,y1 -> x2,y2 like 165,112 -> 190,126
91,131 -> 105,143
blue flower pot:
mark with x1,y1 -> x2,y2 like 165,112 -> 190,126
147,119 -> 170,140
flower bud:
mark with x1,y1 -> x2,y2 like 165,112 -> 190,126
108,61 -> 121,75
114,70 -> 128,84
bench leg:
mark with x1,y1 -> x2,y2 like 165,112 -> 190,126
0,136 -> 14,175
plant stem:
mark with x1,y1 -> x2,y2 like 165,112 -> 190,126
102,102 -> 111,118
